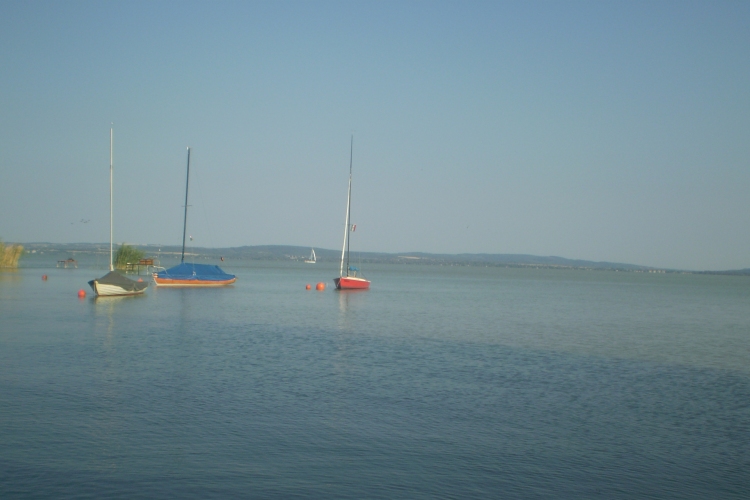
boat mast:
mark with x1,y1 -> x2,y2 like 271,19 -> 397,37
181,147 -> 191,263
339,136 -> 353,277
109,127 -> 114,272
346,136 -> 353,276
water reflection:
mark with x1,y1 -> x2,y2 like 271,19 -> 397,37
176,287 -> 192,332
0,270 -> 22,303
336,289 -> 368,331
90,292 -> 143,472
93,293 -> 147,344
93,295 -> 123,345
0,269 -> 22,283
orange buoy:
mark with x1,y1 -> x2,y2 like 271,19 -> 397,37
42,275 -> 48,281
306,284 -> 311,290
316,282 -> 325,291
138,278 -> 143,282
77,289 -> 86,298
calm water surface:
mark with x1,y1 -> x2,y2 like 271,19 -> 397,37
1,260 -> 749,498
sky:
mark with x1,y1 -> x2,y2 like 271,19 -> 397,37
1,1 -> 748,271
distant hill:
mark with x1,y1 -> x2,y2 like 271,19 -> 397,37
17,242 -> 666,272
19,242 -> 749,274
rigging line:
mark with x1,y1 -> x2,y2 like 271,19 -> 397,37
181,147 -> 191,263
191,163 -> 219,259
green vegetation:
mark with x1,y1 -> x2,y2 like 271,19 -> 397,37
114,243 -> 145,269
0,240 -> 24,268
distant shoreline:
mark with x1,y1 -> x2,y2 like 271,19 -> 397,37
15,242 -> 750,276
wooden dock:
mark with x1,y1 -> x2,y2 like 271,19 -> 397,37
125,258 -> 155,275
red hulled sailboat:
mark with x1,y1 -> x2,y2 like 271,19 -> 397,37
334,136 -> 370,290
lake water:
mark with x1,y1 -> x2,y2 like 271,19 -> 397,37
1,258 -> 749,498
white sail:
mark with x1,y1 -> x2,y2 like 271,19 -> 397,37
332,135 -> 370,290
339,137 -> 353,277
305,248 -> 316,263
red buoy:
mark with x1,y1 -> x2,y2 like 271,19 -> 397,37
316,282 -> 325,291
138,278 -> 143,282
305,284 -> 311,290
42,275 -> 48,281
77,289 -> 86,298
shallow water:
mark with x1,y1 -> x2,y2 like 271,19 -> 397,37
1,262 -> 749,498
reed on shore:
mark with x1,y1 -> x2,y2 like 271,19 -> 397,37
114,243 -> 145,269
0,240 -> 24,268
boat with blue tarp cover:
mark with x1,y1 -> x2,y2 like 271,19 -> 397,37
153,147 -> 236,287
153,263 -> 236,286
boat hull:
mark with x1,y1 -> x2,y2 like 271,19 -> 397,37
334,276 -> 370,290
88,279 -> 147,297
152,276 -> 236,287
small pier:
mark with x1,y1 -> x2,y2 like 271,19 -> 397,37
125,258 -> 156,275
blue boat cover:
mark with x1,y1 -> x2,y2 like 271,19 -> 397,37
156,263 -> 235,281
348,266 -> 360,272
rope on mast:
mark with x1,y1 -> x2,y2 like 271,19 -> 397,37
181,147 -> 191,263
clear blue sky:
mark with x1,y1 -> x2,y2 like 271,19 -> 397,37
1,1 -> 748,270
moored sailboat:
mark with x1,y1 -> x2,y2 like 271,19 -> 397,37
88,127 -> 149,297
153,148 -> 236,287
304,248 -> 316,264
334,136 -> 370,290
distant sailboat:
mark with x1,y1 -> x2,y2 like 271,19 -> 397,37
153,148 -> 236,286
304,248 -> 316,264
88,127 -> 149,297
334,136 -> 370,290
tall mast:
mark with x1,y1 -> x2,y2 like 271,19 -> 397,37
181,147 -> 191,263
345,135 -> 353,276
109,127 -> 114,272
339,136 -> 353,277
